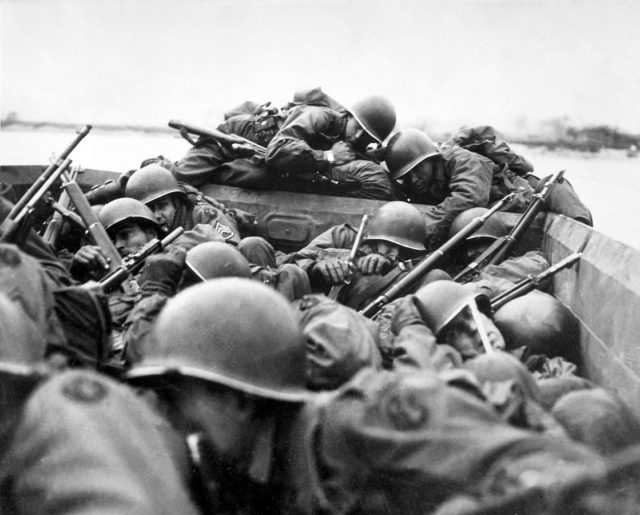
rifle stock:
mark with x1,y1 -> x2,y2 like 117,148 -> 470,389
359,193 -> 514,318
168,119 -> 266,157
62,173 -> 123,273
99,227 -> 184,292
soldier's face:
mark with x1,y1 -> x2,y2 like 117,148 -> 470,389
442,305 -> 506,360
172,382 -> 260,471
407,159 -> 437,192
148,196 -> 177,234
112,222 -> 156,256
346,117 -> 377,152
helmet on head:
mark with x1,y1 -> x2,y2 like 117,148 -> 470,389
126,278 -> 310,403
385,128 -> 440,180
125,164 -> 184,206
413,280 -> 492,338
348,95 -> 396,144
493,290 -> 579,359
98,197 -> 159,233
449,207 -> 510,242
365,201 -> 427,252
185,242 -> 251,281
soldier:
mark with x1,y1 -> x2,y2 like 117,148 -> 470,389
447,206 -> 552,298
412,280 -> 507,363
265,95 -> 398,199
313,367 -> 604,513
284,201 -> 448,309
0,368 -> 199,514
384,128 -> 535,245
125,163 -> 244,244
120,241 -> 252,364
173,101 -> 285,189
125,278 -> 323,513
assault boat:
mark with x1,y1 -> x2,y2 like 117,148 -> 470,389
2,164 -> 637,409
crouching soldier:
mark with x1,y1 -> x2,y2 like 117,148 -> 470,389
125,278 -> 328,513
265,95 -> 398,200
284,201 -> 449,310
125,163 -> 247,244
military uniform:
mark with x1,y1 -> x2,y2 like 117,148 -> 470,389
174,106 -> 282,190
265,105 -> 396,200
0,370 -> 198,514
405,145 -> 534,245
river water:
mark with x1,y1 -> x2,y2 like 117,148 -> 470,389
1,128 -> 639,249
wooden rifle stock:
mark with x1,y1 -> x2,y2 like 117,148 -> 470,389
42,168 -> 80,246
99,227 -> 184,293
62,172 -> 123,273
490,252 -> 582,311
168,119 -> 266,157
359,193 -> 515,318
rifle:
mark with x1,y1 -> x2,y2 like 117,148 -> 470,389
99,227 -> 184,293
42,167 -> 81,246
454,169 -> 565,282
168,119 -> 266,158
359,193 -> 515,318
0,157 -> 73,244
61,171 -> 123,274
490,252 -> 582,311
327,214 -> 369,300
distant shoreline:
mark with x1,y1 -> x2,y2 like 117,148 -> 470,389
2,119 -> 638,154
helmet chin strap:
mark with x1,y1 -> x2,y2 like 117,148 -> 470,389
469,301 -> 493,354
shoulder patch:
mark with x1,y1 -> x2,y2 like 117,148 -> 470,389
215,221 -> 236,240
62,375 -> 108,404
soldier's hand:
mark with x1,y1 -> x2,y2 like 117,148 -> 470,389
311,259 -> 350,285
139,246 -> 187,293
356,253 -> 392,275
331,141 -> 356,165
72,245 -> 111,272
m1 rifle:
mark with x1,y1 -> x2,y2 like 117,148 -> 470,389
99,227 -> 184,293
490,252 -> 582,311
1,125 -> 91,244
454,169 -> 565,282
60,171 -> 123,274
0,158 -> 73,244
327,214 -> 369,300
168,119 -> 266,158
359,193 -> 515,319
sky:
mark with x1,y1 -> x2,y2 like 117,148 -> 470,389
2,0 -> 640,137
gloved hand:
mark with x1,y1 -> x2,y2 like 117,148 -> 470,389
356,253 -> 392,275
311,259 -> 350,285
138,246 -> 187,295
231,208 -> 258,235
71,245 -> 111,277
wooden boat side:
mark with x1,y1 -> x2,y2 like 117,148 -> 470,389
543,215 -> 640,409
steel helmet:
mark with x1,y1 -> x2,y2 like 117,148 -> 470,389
126,278 -> 311,402
385,128 -> 440,180
413,280 -> 492,338
98,197 -> 159,233
185,241 -> 251,281
365,201 -> 427,252
493,290 -> 579,359
125,164 -> 184,206
348,95 -> 396,144
448,207 -> 510,241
